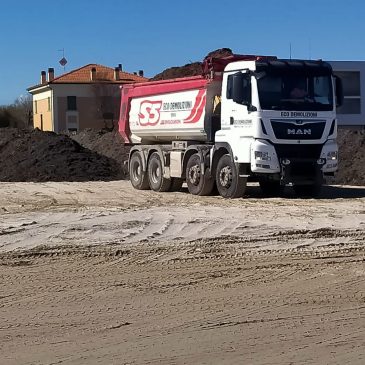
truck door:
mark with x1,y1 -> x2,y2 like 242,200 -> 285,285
222,71 -> 252,128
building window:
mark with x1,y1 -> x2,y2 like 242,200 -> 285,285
67,96 -> 77,111
334,71 -> 361,115
34,100 -> 37,114
48,97 -> 51,111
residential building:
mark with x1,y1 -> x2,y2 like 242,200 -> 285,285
329,61 -> 365,128
27,64 -> 147,132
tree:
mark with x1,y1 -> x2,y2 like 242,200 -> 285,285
91,83 -> 120,131
0,94 -> 33,128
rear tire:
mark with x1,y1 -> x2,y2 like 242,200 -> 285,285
148,152 -> 172,192
216,154 -> 247,198
186,153 -> 214,196
129,151 -> 149,190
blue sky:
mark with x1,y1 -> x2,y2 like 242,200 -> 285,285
1,0 -> 365,105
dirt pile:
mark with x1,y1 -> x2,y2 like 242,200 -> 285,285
0,128 -> 124,182
0,127 -> 363,185
151,48 -> 233,81
335,128 -> 365,185
70,128 -> 130,168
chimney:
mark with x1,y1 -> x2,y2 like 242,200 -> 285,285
138,70 -> 144,77
90,67 -> 96,81
114,67 -> 120,81
48,67 -> 54,82
41,70 -> 46,84
118,63 -> 123,71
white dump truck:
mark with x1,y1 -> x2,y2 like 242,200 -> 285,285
119,54 -> 343,198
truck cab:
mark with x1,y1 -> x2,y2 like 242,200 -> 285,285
216,59 -> 342,196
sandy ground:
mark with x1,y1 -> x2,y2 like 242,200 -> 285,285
1,181 -> 365,364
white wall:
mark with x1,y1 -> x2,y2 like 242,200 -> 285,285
329,61 -> 365,127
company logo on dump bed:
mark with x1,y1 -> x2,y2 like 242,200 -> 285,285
138,101 -> 162,126
137,90 -> 206,127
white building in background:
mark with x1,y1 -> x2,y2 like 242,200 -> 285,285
329,61 -> 365,128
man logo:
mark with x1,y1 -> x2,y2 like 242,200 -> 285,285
287,129 -> 312,135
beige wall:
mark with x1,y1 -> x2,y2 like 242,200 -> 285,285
54,84 -> 120,133
56,96 -> 104,132
31,83 -> 121,132
33,97 -> 53,131
32,90 -> 53,131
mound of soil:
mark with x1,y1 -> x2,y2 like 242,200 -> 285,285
70,128 -> 130,168
0,127 -> 363,185
151,48 -> 233,81
335,128 -> 365,185
0,129 -> 124,182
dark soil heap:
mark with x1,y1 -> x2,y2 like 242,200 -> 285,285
335,128 -> 365,185
0,127 -> 363,185
70,128 -> 130,167
0,129 -> 124,182
151,48 -> 233,81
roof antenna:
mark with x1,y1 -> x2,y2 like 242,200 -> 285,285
289,43 -> 292,60
58,48 -> 68,72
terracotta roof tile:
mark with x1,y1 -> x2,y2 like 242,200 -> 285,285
28,63 -> 147,90
52,64 -> 147,83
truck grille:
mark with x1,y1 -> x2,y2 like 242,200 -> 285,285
274,144 -> 323,159
274,144 -> 323,182
271,120 -> 326,140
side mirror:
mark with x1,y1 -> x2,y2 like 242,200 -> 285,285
232,72 -> 251,106
232,72 -> 244,104
335,76 -> 344,107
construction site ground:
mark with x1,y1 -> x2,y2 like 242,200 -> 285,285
1,180 -> 364,364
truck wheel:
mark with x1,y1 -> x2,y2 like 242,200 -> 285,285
186,153 -> 214,196
259,179 -> 283,197
129,152 -> 149,190
216,154 -> 247,198
148,152 -> 172,192
293,183 -> 322,198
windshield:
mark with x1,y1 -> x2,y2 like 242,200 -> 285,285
257,73 -> 333,111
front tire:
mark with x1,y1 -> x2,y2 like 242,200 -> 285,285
186,153 -> 214,196
129,151 -> 149,190
216,154 -> 247,198
148,152 -> 172,192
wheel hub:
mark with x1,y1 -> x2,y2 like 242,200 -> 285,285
189,165 -> 201,186
132,162 -> 141,181
151,164 -> 160,184
219,166 -> 232,188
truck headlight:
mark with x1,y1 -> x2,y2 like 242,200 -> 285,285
327,151 -> 338,160
254,151 -> 271,161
